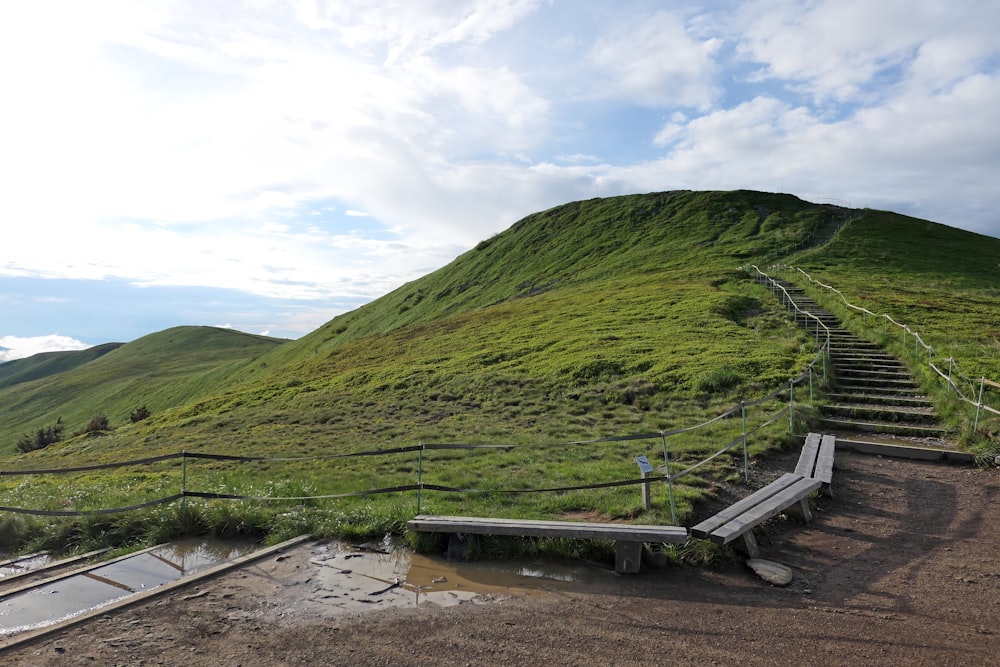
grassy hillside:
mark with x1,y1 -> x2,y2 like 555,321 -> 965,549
0,327 -> 286,449
0,343 -> 123,389
1,190 -> 995,555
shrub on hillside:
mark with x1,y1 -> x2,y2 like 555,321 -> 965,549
74,414 -> 111,437
15,419 -> 64,453
130,405 -> 151,423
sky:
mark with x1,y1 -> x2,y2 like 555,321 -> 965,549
3,0 -> 1000,361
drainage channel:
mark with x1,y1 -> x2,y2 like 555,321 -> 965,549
0,548 -> 115,592
0,539 -> 256,637
0,552 -> 52,579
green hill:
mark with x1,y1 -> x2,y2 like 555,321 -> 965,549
0,327 -> 286,448
0,343 -> 124,389
1,190 -> 997,554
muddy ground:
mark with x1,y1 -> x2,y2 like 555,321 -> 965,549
4,449 -> 999,666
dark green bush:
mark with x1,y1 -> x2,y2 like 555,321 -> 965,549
15,419 -> 64,453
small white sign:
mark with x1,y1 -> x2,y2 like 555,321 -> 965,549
634,455 -> 653,473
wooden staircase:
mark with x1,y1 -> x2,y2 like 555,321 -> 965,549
770,279 -> 948,441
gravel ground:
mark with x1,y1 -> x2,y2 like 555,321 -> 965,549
3,449 -> 998,666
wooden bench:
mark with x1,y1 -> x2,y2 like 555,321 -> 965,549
689,473 -> 821,558
407,515 -> 688,574
795,432 -> 836,497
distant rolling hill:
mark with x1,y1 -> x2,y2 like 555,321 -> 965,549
0,326 -> 286,450
0,343 -> 123,389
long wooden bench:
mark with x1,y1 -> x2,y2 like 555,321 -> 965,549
407,515 -> 687,574
795,432 -> 836,497
689,473 -> 821,558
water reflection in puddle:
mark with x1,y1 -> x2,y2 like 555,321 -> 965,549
305,539 -> 617,613
0,539 -> 255,636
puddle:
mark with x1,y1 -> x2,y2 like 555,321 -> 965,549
0,553 -> 52,579
1,538 -> 627,635
0,539 -> 255,636
302,539 -> 618,613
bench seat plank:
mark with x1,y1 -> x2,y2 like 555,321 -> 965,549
794,432 -> 822,477
690,473 -> 802,539
709,476 -> 821,545
407,515 -> 687,543
815,435 -> 836,484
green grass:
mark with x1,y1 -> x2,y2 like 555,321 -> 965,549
0,190 -> 994,555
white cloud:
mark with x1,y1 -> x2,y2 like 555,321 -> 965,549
732,0 -> 1000,104
636,68 -> 1000,234
589,10 -> 721,108
0,335 -> 91,362
2,1 -> 1000,349
0,0 -> 550,298
291,0 -> 541,60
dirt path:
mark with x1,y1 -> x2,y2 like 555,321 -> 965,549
4,450 -> 999,666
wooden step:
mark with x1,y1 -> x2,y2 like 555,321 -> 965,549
827,392 -> 933,407
834,382 -> 924,397
823,403 -> 940,424
818,417 -> 947,437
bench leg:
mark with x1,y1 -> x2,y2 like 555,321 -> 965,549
785,498 -> 814,523
615,541 -> 642,574
446,533 -> 469,561
739,532 -> 761,559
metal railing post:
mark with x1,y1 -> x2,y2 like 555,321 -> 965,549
788,380 -> 795,433
973,379 -> 986,433
181,450 -> 187,511
741,401 -> 749,483
661,432 -> 678,525
416,444 -> 424,514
